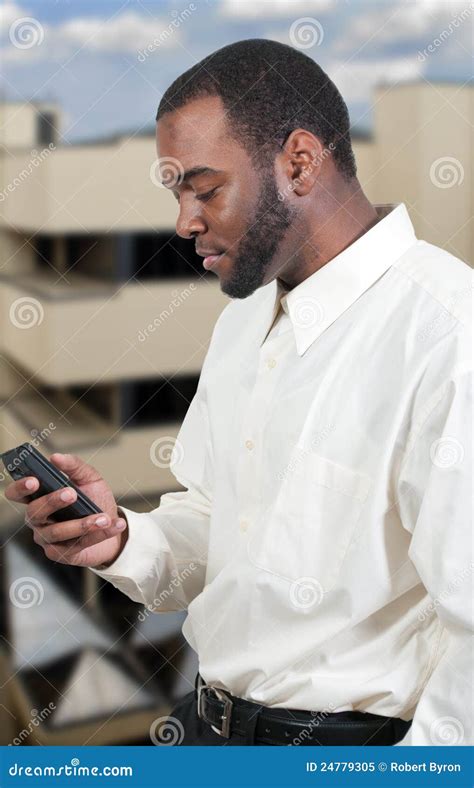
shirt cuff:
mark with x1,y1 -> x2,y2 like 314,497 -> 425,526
88,505 -> 169,605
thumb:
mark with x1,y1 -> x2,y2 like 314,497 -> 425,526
50,453 -> 102,486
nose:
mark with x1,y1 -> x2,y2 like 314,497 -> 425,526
176,197 -> 207,240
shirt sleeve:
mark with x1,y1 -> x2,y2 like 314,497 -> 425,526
394,367 -> 473,746
88,309 -> 224,612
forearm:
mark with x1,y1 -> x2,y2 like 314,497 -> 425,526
89,488 -> 210,611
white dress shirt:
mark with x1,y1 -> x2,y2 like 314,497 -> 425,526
92,204 -> 473,746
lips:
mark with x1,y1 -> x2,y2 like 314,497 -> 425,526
203,253 -> 224,270
196,249 -> 226,270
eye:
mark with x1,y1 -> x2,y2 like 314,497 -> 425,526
195,187 -> 218,202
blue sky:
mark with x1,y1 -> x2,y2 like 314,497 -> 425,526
0,0 -> 471,144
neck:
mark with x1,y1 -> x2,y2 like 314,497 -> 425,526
277,181 -> 380,291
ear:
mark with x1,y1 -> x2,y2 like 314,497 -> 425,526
279,129 -> 328,197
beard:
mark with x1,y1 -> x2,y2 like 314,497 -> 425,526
220,168 -> 296,299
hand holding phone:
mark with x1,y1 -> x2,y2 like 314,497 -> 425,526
2,444 -> 128,568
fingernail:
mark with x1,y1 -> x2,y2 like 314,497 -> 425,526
60,489 -> 74,502
25,479 -> 37,490
116,519 -> 127,530
95,516 -> 108,526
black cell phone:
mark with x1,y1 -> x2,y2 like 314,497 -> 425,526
0,442 -> 102,523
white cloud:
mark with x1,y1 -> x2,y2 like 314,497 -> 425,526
0,2 -> 29,35
221,0 -> 335,18
1,8 -> 186,64
415,0 -> 471,8
59,11 -> 184,53
328,56 -> 424,105
332,0 -> 473,54
263,28 -> 296,45
345,5 -> 428,47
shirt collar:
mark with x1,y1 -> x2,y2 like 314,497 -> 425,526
259,203 -> 417,356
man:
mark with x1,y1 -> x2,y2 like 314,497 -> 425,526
6,40 -> 472,746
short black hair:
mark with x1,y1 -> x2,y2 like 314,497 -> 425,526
156,38 -> 357,181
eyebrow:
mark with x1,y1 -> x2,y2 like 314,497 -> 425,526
180,166 -> 222,184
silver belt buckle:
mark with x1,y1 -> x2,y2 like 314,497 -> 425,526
197,675 -> 233,738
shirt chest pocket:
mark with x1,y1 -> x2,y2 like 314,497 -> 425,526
247,451 -> 373,593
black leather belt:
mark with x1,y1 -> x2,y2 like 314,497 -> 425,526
195,674 -> 412,745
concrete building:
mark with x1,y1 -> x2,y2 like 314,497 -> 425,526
0,80 -> 472,743
0,102 -> 229,517
0,80 -> 472,519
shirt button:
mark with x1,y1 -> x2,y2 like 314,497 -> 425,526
245,439 -> 254,451
239,520 -> 249,533
266,358 -> 276,369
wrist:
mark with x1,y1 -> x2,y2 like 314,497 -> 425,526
92,509 -> 129,570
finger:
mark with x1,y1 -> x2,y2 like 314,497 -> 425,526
26,486 -> 78,527
5,477 -> 40,503
36,513 -> 125,544
60,521 -> 126,560
40,522 -> 126,565
49,453 -> 101,486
